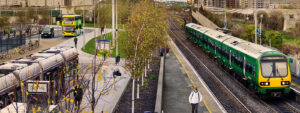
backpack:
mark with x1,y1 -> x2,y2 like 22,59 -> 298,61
192,92 -> 200,98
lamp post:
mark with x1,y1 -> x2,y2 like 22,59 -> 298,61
224,0 -> 227,29
260,14 -> 263,45
116,0 -> 118,56
83,4 -> 85,49
112,0 -> 115,48
254,0 -> 257,44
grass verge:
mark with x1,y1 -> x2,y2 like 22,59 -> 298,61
81,31 -> 126,58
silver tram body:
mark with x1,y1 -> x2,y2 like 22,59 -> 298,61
0,46 -> 78,109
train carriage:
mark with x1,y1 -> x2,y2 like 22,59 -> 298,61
0,46 -> 78,109
185,23 -> 291,97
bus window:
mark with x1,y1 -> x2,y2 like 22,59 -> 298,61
63,17 -> 74,21
63,26 -> 75,32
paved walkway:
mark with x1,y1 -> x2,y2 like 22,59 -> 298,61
163,50 -> 208,113
166,37 -> 226,113
56,27 -> 131,113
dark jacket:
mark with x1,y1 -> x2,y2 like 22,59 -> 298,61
113,70 -> 122,76
116,55 -> 120,63
74,38 -> 78,44
74,86 -> 83,100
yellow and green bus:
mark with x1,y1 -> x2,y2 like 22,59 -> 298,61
62,15 -> 82,37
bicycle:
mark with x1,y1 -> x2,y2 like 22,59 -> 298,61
27,41 -> 34,51
27,40 -> 40,51
34,40 -> 40,48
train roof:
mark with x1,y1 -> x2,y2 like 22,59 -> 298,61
186,23 -> 279,59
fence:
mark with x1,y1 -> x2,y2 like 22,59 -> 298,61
0,33 -> 26,53
0,25 -> 41,62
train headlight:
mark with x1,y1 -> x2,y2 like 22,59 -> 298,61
260,82 -> 270,86
281,81 -> 290,85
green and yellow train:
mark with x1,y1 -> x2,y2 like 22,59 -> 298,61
185,23 -> 291,97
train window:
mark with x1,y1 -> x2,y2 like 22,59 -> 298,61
233,54 -> 237,61
224,50 -> 229,59
238,57 -> 243,68
246,62 -> 253,74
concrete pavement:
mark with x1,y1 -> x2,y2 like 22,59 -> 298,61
163,50 -> 208,113
166,37 -> 226,113
56,27 -> 131,113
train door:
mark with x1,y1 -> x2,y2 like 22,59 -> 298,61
229,50 -> 232,69
243,57 -> 246,80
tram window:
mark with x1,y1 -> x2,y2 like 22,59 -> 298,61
0,69 -> 14,76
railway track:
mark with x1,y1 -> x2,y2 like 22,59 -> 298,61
168,18 -> 300,113
168,18 -> 286,113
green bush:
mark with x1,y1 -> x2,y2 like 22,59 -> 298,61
149,75 -> 157,80
143,83 -> 149,88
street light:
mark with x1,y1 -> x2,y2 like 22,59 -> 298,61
254,0 -> 257,44
116,0 -> 118,56
112,0 -> 115,49
260,14 -> 263,45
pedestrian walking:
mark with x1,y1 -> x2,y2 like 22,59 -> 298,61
166,46 -> 170,53
189,88 -> 202,113
74,84 -> 83,109
74,37 -> 78,48
103,53 -> 107,61
113,69 -> 122,85
115,55 -> 120,65
166,46 -> 170,57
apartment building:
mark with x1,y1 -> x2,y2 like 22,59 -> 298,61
227,0 -> 239,8
269,0 -> 300,8
0,0 -> 95,7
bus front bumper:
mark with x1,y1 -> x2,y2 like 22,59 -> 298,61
63,32 -> 74,37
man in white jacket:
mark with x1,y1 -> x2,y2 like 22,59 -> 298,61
189,88 -> 202,113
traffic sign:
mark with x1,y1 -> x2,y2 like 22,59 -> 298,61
256,28 -> 260,34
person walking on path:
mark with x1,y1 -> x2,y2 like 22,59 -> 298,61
74,83 -> 83,109
189,88 -> 202,113
115,55 -> 120,65
74,37 -> 78,48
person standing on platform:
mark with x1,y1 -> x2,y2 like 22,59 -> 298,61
74,37 -> 78,48
189,88 -> 202,113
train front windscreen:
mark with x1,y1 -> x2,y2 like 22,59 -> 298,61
260,56 -> 288,78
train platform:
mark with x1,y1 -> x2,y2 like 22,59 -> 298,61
292,76 -> 300,93
164,38 -> 225,113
